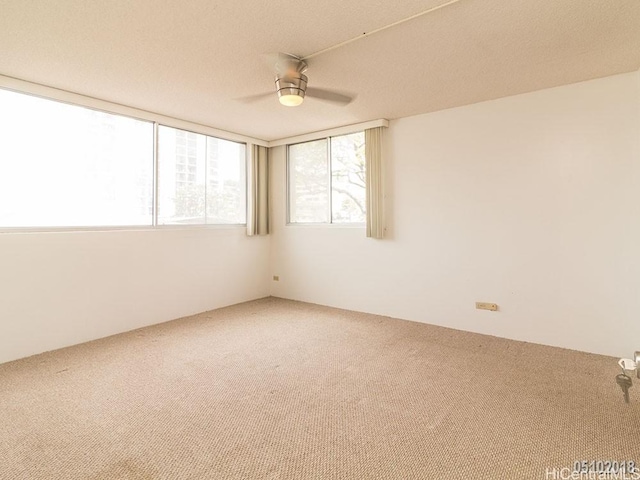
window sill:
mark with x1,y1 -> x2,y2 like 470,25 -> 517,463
285,222 -> 365,228
0,224 -> 247,234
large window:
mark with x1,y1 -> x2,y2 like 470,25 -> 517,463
288,132 -> 365,224
0,89 -> 153,227
0,88 -> 247,228
157,126 -> 246,225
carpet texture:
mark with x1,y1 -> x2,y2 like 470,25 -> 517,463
1,297 -> 638,480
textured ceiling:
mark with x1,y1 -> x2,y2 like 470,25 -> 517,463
0,0 -> 639,141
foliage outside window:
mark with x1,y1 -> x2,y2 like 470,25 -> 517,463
288,132 -> 365,224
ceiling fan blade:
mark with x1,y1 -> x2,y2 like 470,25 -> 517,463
260,52 -> 306,76
235,92 -> 273,104
306,87 -> 354,106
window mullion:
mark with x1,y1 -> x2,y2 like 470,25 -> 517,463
327,137 -> 332,224
204,136 -> 208,224
152,122 -> 159,226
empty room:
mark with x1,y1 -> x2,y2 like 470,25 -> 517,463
1,1 -> 639,479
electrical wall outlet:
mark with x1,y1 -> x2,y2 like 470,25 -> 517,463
476,302 -> 498,311
273,275 -> 280,281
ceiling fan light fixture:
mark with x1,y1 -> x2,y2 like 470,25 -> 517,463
279,94 -> 304,107
275,73 -> 307,107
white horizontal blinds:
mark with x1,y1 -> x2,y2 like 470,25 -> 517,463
247,144 -> 269,236
365,127 -> 385,239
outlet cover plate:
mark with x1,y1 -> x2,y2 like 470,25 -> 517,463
476,302 -> 498,311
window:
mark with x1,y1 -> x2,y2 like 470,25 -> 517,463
157,126 -> 246,225
288,132 -> 365,224
0,87 -> 247,229
0,89 -> 153,227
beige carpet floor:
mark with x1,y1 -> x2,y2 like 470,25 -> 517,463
1,297 -> 638,480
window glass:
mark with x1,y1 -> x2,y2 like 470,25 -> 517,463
288,139 -> 329,223
288,133 -> 365,224
158,127 -> 206,224
158,126 -> 246,225
0,89 -> 153,227
331,132 -> 366,223
205,136 -> 246,224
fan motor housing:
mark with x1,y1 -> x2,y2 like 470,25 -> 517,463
275,74 -> 308,100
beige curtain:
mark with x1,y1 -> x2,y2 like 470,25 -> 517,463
365,127 -> 384,239
247,144 -> 269,236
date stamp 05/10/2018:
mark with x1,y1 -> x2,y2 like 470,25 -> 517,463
545,461 -> 640,480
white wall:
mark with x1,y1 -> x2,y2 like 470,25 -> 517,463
270,70 -> 640,358
0,228 -> 270,363
2,71 -> 637,365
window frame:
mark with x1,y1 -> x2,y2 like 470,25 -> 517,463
286,133 -> 366,226
155,124 -> 248,227
0,83 -> 254,232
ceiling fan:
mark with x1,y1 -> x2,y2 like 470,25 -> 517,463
237,2 -> 465,108
238,52 -> 354,107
